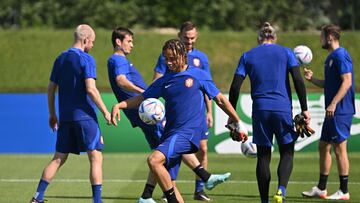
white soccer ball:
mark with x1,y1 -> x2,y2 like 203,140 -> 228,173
138,98 -> 165,125
241,139 -> 257,158
294,45 -> 313,65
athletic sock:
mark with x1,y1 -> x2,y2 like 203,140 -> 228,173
192,165 -> 211,182
164,187 -> 179,203
261,199 -> 269,203
317,174 -> 328,190
339,175 -> 348,193
34,179 -> 49,201
278,185 -> 286,197
141,183 -> 155,199
92,184 -> 102,203
257,146 -> 271,201
195,179 -> 205,193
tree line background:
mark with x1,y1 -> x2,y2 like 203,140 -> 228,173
0,0 -> 358,31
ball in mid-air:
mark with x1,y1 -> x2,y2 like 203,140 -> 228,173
138,98 -> 165,125
294,45 -> 313,65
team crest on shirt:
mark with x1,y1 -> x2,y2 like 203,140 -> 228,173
193,58 -> 201,67
185,78 -> 194,88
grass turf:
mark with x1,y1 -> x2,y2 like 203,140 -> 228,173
0,29 -> 359,93
1,152 -> 359,202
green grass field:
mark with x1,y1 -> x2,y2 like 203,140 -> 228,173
0,29 -> 359,92
1,153 -> 360,203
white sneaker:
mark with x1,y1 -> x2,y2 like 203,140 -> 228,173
302,186 -> 327,199
326,189 -> 350,200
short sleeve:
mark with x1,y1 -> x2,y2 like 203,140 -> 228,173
114,59 -> 130,76
337,52 -> 353,75
286,48 -> 300,69
234,54 -> 246,77
154,54 -> 167,74
50,56 -> 61,83
200,80 -> 220,100
142,78 -> 163,99
201,55 -> 212,76
83,55 -> 97,79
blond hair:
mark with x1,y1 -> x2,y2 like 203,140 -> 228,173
258,22 -> 276,42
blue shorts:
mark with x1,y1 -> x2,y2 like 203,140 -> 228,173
156,133 -> 198,180
252,110 -> 297,147
138,121 -> 163,150
200,121 -> 209,140
321,115 -> 353,143
56,119 -> 103,154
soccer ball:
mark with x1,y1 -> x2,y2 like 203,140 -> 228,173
294,45 -> 313,65
138,98 -> 165,125
241,139 -> 257,158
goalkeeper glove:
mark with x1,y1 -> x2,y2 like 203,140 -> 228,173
294,113 -> 315,138
225,121 -> 248,142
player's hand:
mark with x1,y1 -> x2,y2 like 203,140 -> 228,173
301,110 -> 311,125
326,103 -> 336,118
103,111 -> 112,125
303,68 -> 313,81
225,121 -> 248,143
206,112 -> 213,128
49,115 -> 59,132
294,113 -> 315,138
111,104 -> 121,126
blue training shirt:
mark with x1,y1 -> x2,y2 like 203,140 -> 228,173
324,47 -> 355,115
234,44 -> 299,113
154,48 -> 211,76
143,67 -> 219,146
107,54 -> 148,127
50,48 -> 97,122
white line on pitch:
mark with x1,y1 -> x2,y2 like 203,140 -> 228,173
1,179 -> 360,185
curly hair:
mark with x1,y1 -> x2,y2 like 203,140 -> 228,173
162,39 -> 187,63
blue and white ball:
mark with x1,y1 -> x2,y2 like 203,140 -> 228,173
294,45 -> 313,65
138,98 -> 165,125
241,139 -> 257,158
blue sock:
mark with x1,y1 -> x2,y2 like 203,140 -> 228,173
92,184 -> 102,203
261,199 -> 269,203
195,179 -> 205,193
279,185 -> 286,197
34,179 -> 49,201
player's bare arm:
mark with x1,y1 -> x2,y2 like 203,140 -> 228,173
204,95 -> 213,128
85,78 -> 111,124
111,95 -> 144,125
116,74 -> 144,94
47,81 -> 58,131
326,73 -> 352,118
152,71 -> 163,82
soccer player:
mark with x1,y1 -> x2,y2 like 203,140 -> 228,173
302,24 -> 354,200
153,21 -> 213,201
112,39 -> 246,203
228,22 -> 311,203
29,24 -> 111,203
107,27 -> 164,203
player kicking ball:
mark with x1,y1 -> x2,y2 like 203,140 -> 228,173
111,39 -> 247,203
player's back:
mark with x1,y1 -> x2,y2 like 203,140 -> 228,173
51,48 -> 97,122
244,44 -> 296,112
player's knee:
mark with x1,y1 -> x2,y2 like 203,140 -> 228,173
198,145 -> 208,157
147,153 -> 164,168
